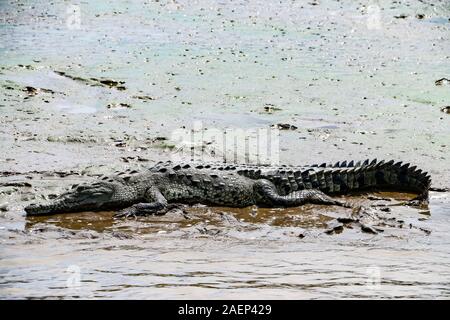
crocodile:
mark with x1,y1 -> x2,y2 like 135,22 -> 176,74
24,159 -> 431,217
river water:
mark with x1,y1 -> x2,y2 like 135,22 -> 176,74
0,0 -> 449,299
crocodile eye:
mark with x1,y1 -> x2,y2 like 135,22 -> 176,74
76,185 -> 87,191
71,184 -> 79,189
91,191 -> 106,197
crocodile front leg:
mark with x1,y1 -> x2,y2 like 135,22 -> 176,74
254,180 -> 349,207
114,186 -> 168,218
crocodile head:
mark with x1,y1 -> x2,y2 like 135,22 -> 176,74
25,180 -> 136,216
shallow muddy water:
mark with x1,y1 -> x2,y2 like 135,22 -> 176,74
0,0 -> 449,299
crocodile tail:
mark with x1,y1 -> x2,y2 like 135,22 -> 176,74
311,159 -> 431,200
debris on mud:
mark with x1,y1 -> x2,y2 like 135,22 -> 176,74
337,216 -> 358,224
0,203 -> 8,212
107,102 -> 132,109
24,86 -> 57,95
54,70 -> 90,83
54,70 -> 126,90
96,79 -> 123,88
133,95 -> 156,101
196,225 -> 221,236
0,182 -> 32,188
17,64 -> 35,70
325,221 -> 344,235
429,187 -> 450,192
109,231 -> 134,239
1,81 -> 62,97
23,86 -> 38,95
46,135 -> 99,143
367,195 -> 391,201
435,78 -> 450,86
263,104 -> 282,113
441,106 -> 450,114
360,224 -> 379,234
272,123 -> 298,130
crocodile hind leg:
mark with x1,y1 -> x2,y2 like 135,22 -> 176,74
254,179 -> 350,207
115,202 -> 169,218
114,186 -> 169,218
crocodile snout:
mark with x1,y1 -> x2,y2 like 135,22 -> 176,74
24,203 -> 53,216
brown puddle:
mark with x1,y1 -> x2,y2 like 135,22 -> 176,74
22,191 -> 422,237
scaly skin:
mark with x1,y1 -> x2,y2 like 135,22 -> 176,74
25,159 -> 431,217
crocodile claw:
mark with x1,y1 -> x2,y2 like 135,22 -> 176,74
114,207 -> 138,219
114,202 -> 185,219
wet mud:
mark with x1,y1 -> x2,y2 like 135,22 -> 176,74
0,0 -> 449,299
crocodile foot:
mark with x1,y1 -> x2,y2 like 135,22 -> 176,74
114,203 -> 186,219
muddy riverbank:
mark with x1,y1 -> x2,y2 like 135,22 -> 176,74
0,0 -> 449,299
